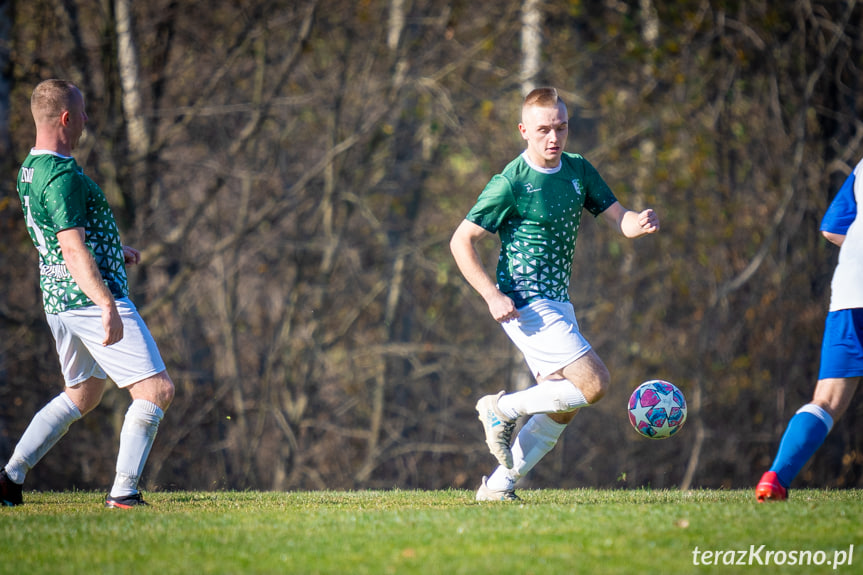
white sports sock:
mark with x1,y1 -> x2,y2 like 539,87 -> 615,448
497,379 -> 588,420
110,400 -> 164,498
5,392 -> 82,484
486,414 -> 568,491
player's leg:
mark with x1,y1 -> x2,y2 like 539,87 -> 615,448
497,349 -> 608,420
811,377 -> 860,419
1,312 -> 108,506
480,353 -> 607,498
477,376 -> 587,470
479,413 -> 568,501
493,302 -> 602,420
757,308 -> 863,501
1,385 -> 93,505
64,378 -> 109,413
81,298 -> 173,508
757,377 -> 858,501
476,300 -> 596,469
107,371 -> 174,507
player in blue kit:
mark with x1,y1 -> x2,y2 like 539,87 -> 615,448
450,87 -> 660,501
756,159 -> 863,501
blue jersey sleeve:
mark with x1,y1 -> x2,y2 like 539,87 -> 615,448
821,172 -> 857,235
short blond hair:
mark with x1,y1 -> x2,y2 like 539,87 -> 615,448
31,79 -> 79,124
523,87 -> 562,110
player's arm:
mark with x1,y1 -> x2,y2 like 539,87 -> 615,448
449,219 -> 519,322
822,231 -> 845,247
56,227 -> 123,346
601,201 -> 660,238
821,169 -> 856,247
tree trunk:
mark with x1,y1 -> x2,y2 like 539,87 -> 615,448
520,0 -> 542,94
0,0 -> 11,178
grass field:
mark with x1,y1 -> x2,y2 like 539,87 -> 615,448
1,489 -> 861,574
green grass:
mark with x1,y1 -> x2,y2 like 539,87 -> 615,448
1,489 -> 861,574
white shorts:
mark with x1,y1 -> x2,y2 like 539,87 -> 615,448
501,299 -> 592,379
45,297 -> 166,388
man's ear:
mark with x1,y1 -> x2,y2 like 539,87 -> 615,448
59,110 -> 70,126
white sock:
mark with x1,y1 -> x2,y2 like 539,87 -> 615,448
497,379 -> 588,420
4,392 -> 82,484
486,414 -> 568,491
110,400 -> 164,498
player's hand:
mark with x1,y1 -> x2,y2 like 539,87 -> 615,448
487,292 -> 520,323
638,209 -> 660,234
122,245 -> 141,265
101,303 -> 124,346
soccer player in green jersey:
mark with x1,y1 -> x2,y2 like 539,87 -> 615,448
450,87 -> 659,501
0,80 -> 174,509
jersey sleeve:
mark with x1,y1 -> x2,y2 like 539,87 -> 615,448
579,158 -> 617,216
43,169 -> 88,232
464,174 -> 519,233
821,171 -> 857,236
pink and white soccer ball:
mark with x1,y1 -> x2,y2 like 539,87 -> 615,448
628,380 -> 687,439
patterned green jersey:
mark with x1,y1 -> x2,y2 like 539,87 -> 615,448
466,152 -> 617,307
17,151 -> 128,313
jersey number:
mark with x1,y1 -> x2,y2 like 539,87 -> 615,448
23,195 -> 49,256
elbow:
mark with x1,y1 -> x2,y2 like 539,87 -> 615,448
448,235 -> 461,258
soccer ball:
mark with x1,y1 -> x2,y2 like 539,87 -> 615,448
627,380 -> 687,439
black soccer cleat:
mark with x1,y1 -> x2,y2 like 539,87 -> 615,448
0,469 -> 23,507
104,492 -> 149,509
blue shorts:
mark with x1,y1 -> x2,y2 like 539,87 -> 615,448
818,308 -> 863,380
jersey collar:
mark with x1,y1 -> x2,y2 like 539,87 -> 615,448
521,151 -> 562,174
30,148 -> 73,159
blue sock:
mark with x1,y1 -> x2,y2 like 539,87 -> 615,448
770,404 -> 833,488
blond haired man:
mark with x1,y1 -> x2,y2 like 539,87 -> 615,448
0,80 -> 174,508
450,87 -> 659,500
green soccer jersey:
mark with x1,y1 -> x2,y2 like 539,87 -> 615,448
17,150 -> 128,313
466,152 -> 617,307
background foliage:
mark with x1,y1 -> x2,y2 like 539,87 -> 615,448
0,0 -> 861,492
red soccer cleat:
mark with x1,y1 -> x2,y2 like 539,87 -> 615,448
105,492 -> 149,509
755,471 -> 788,502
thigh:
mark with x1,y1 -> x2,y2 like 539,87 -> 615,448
61,298 -> 167,388
557,348 -> 610,403
46,312 -> 108,386
558,348 -> 610,384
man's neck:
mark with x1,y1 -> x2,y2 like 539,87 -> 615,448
33,132 -> 73,157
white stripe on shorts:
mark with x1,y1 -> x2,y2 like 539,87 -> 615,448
46,297 -> 166,388
501,299 -> 592,379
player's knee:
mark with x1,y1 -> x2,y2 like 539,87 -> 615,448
584,384 -> 607,405
157,375 -> 175,410
583,367 -> 610,404
130,371 -> 175,411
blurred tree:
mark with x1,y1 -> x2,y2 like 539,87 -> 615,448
1,0 -> 861,493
